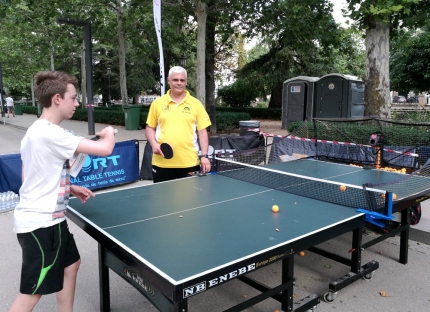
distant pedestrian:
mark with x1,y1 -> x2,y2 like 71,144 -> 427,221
6,95 -> 15,117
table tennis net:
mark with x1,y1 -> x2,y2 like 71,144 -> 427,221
265,126 -> 430,203
282,118 -> 430,169
365,161 -> 430,201
215,157 -> 386,213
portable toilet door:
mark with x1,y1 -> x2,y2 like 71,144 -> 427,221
314,73 -> 364,118
349,81 -> 365,117
281,76 -> 319,129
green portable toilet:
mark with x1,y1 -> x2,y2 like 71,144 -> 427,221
281,76 -> 319,129
314,73 -> 364,118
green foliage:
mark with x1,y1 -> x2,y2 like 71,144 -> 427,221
346,0 -> 430,30
254,101 -> 268,108
333,28 -> 366,78
246,45 -> 269,63
287,121 -> 303,133
217,79 -> 259,107
390,27 -> 430,93
216,107 -> 281,119
0,0 -> 197,103
237,0 -> 353,108
21,105 -> 252,133
21,105 -> 38,115
214,112 -> 252,132
292,118 -> 430,147
392,111 -> 430,123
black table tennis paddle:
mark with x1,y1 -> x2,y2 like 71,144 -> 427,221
160,143 -> 174,159
188,171 -> 207,177
70,129 -> 118,177
92,128 -> 118,141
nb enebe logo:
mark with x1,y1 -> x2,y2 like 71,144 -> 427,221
81,155 -> 121,172
124,267 -> 156,296
183,263 -> 255,298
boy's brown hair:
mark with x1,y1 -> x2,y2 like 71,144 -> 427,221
34,71 -> 78,108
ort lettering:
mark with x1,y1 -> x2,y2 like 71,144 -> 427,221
92,155 -> 120,169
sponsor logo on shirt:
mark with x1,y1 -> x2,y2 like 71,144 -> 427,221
182,106 -> 191,114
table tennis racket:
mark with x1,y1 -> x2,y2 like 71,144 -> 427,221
160,143 -> 174,159
188,171 -> 207,177
70,129 -> 118,177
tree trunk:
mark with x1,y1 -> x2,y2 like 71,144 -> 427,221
117,3 -> 128,108
268,81 -> 283,110
31,76 -> 35,107
81,40 -> 87,108
194,1 -> 207,107
164,49 -> 171,89
364,18 -> 391,118
50,40 -> 55,71
206,13 -> 217,134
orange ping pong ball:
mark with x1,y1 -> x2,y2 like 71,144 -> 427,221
382,193 -> 396,200
339,185 -> 347,192
272,205 -> 279,213
299,251 -> 305,257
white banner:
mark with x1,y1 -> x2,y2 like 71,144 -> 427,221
153,0 -> 165,95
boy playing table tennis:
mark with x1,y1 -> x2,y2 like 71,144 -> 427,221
8,70 -> 116,312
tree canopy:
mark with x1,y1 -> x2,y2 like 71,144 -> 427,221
345,0 -> 430,117
390,26 -> 430,93
236,0 -> 363,108
0,0 -> 428,116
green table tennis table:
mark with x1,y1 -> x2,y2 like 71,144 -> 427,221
67,159 -> 430,311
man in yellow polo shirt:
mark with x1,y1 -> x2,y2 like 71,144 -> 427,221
146,66 -> 212,183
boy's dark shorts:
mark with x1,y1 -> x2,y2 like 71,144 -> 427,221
17,220 -> 80,295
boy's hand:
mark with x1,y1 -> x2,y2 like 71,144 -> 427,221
95,126 -> 117,139
71,185 -> 95,203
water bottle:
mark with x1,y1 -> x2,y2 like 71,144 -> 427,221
13,193 -> 20,208
5,193 -> 12,210
0,193 -> 5,211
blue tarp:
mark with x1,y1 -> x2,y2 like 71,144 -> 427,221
71,140 -> 140,190
269,137 -> 420,168
0,153 -> 22,193
0,140 -> 140,193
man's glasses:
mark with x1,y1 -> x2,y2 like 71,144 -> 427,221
171,79 -> 186,83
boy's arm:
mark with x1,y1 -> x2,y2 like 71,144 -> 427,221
75,126 -> 116,156
70,185 -> 95,203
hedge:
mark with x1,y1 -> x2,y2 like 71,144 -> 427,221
21,105 -> 252,132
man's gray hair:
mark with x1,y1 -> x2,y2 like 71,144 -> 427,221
169,66 -> 187,78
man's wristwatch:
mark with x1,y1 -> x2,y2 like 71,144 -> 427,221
200,154 -> 208,158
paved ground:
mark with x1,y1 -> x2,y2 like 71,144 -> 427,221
1,113 -> 430,312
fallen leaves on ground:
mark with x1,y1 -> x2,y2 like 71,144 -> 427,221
379,291 -> 389,297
